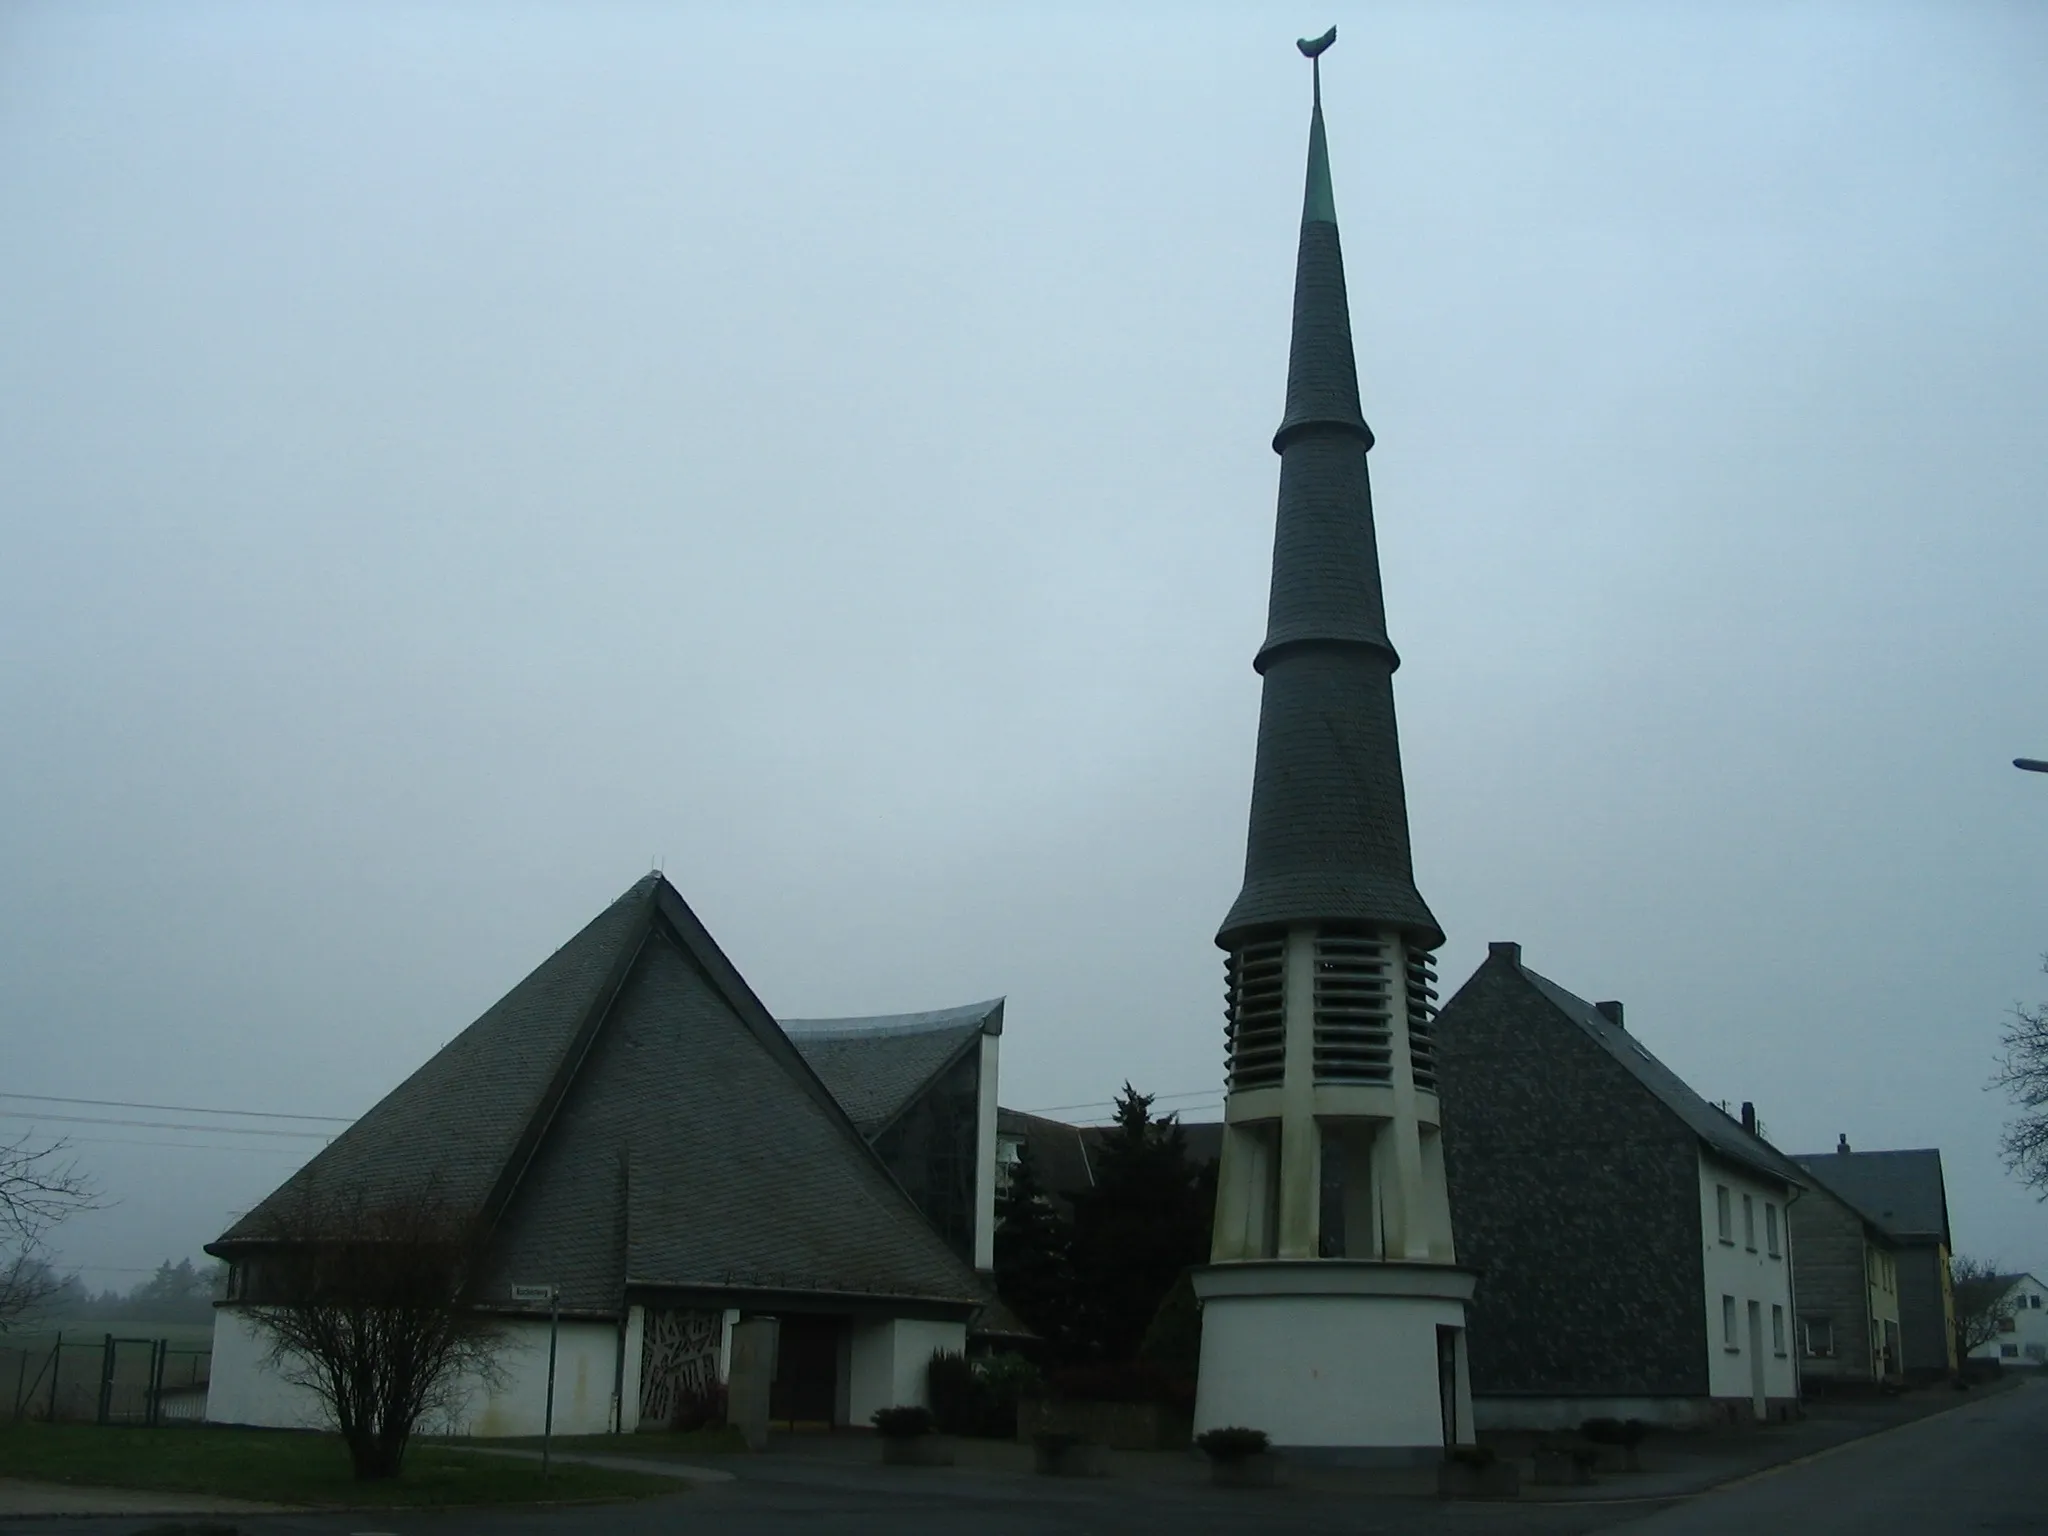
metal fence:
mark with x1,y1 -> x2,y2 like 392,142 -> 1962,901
5,1332 -> 211,1425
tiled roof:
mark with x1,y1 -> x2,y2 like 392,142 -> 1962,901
784,1001 -> 1001,1138
1515,964 -> 1808,1190
213,874 -> 987,1317
1217,89 -> 1439,951
1788,1149 -> 1951,1247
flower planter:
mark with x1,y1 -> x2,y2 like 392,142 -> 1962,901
1210,1452 -> 1284,1488
880,1435 -> 955,1467
1437,1459 -> 1521,1499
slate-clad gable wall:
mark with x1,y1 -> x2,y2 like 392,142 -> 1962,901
1437,957 -> 1707,1397
1895,1245 -> 1954,1376
486,925 -> 983,1312
1785,1186 -> 1878,1381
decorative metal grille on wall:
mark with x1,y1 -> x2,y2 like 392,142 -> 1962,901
1312,930 -> 1394,1084
638,1308 -> 723,1428
1405,947 -> 1439,1093
1224,938 -> 1286,1090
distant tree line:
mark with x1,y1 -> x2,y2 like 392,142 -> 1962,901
37,1256 -> 226,1327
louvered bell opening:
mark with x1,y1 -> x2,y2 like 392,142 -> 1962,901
1406,947 -> 1440,1093
1312,929 -> 1393,1085
1224,938 -> 1287,1091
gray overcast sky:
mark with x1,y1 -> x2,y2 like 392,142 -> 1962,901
3,2 -> 2045,1286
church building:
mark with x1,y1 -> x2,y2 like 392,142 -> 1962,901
206,872 -> 1001,1436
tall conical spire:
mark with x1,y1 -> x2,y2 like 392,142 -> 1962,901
1218,33 -> 1441,950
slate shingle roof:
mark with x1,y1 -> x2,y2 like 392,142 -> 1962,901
1512,961 -> 1808,1189
784,1001 -> 1002,1139
212,874 -> 987,1318
1218,91 -> 1440,951
1788,1149 -> 1951,1247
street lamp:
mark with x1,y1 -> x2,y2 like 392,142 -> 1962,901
2017,759 -> 2048,774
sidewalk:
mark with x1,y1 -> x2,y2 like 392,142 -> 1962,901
0,1474 -> 296,1519
571,1375 -> 2028,1510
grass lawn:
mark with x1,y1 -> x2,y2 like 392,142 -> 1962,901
0,1422 -> 684,1507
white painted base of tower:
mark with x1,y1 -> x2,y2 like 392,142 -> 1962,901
1192,1261 -> 1475,1458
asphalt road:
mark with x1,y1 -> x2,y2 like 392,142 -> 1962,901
1609,1377 -> 2046,1535
8,1382 -> 2040,1536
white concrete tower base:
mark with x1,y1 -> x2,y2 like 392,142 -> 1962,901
1193,1261 -> 1474,1459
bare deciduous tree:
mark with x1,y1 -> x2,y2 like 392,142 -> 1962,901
1951,1254 -> 2019,1363
0,1134 -> 99,1331
1992,957 -> 2048,1195
236,1185 -> 507,1479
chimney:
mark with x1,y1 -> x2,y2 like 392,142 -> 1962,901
1837,1133 -> 1851,1154
1740,1101 -> 1757,1135
1488,942 -> 1521,965
1595,1001 -> 1624,1030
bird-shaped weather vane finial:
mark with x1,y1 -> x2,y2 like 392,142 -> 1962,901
1298,26 -> 1337,106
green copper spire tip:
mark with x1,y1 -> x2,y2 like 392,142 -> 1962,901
1299,28 -> 1337,226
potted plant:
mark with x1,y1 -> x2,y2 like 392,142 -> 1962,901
1032,1429 -> 1104,1477
1437,1443 -> 1520,1500
1195,1426 -> 1281,1488
872,1405 -> 953,1467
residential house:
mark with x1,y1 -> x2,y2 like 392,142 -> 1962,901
1967,1273 -> 2048,1368
1790,1142 -> 1956,1381
1434,943 -> 1805,1429
1783,1161 -> 1904,1388
207,873 -> 997,1436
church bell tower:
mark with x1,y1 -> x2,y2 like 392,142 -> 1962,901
1191,29 -> 1474,1455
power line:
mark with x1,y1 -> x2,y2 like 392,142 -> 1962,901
0,1092 -> 352,1124
1017,1087 -> 1220,1115
43,1135 -> 316,1156
0,1110 -> 331,1140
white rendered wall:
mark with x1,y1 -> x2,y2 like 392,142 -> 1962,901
207,1307 -> 623,1438
1697,1154 -> 1799,1407
1194,1292 -> 1468,1449
845,1317 -> 966,1424
618,1306 -> 646,1432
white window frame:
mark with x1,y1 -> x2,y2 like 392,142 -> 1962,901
1716,1184 -> 1733,1244
1765,1202 -> 1780,1258
1743,1193 -> 1756,1251
1722,1294 -> 1739,1350
1771,1304 -> 1786,1357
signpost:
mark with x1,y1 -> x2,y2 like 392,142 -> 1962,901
512,1284 -> 560,1478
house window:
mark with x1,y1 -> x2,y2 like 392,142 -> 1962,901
1772,1304 -> 1786,1357
1765,1203 -> 1780,1257
1999,1315 -> 2018,1333
2027,1344 -> 2048,1363
2031,1295 -> 2043,1311
1803,1316 -> 1834,1358
2002,1344 -> 2020,1359
1716,1185 -> 1733,1244
1723,1295 -> 1739,1349
1743,1194 -> 1756,1251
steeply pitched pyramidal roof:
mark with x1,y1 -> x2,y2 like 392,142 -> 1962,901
1218,35 -> 1441,951
213,874 -> 986,1315
784,1000 -> 1002,1139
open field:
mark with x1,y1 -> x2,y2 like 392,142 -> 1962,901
0,1422 -> 684,1507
